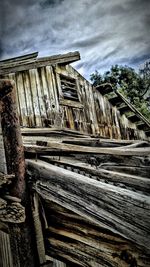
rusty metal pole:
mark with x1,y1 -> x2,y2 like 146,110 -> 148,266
0,79 -> 36,267
0,79 -> 25,200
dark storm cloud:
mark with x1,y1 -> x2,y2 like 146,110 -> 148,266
40,0 -> 64,8
0,0 -> 149,79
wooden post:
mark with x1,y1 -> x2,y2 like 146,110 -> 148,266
0,79 -> 25,200
0,79 -> 36,267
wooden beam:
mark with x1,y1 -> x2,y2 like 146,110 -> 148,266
59,99 -> 83,109
0,51 -> 80,75
21,127 -> 90,137
24,142 -> 150,156
62,138 -> 142,147
0,52 -> 38,67
41,156 -> 150,192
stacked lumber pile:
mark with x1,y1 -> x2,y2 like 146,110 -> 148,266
24,127 -> 150,267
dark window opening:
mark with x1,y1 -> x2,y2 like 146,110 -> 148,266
60,74 -> 79,102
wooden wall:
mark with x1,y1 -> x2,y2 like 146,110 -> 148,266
5,64 -> 147,140
0,119 -> 7,174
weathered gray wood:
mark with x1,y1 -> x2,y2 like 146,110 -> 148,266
59,99 -> 84,109
31,192 -> 46,265
0,52 -> 80,75
0,118 -> 7,174
98,165 -> 150,178
21,127 -> 89,137
116,91 -> 150,129
0,230 -> 13,267
27,159 -> 150,252
41,156 -> 150,192
44,202 -> 150,267
0,52 -> 38,66
62,138 -> 149,148
24,142 -> 150,156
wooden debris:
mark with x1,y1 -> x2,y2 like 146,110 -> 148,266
44,202 -> 150,267
40,156 -> 150,192
31,192 -> 46,265
21,127 -> 90,137
27,159 -> 150,252
24,142 -> 150,156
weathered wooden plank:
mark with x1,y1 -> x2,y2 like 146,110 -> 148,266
62,138 -> 145,147
15,72 -> 28,126
60,99 -> 83,109
27,159 -> 150,251
55,72 -> 63,99
0,119 -> 7,174
45,66 -> 58,119
22,71 -> 35,127
40,156 -> 150,192
31,192 -> 46,265
0,52 -> 80,75
24,142 -> 150,156
29,69 -> 42,126
34,68 -> 47,126
0,231 -> 13,267
0,52 -> 38,67
21,127 -> 90,137
99,165 -> 150,178
44,202 -> 150,267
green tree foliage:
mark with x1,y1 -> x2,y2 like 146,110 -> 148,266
90,64 -> 150,120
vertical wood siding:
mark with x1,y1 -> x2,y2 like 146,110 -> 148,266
0,231 -> 13,267
0,118 -> 7,174
4,64 -> 147,140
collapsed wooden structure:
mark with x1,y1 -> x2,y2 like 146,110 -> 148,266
0,51 -> 150,267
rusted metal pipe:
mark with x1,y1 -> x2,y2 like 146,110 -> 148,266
0,79 -> 25,200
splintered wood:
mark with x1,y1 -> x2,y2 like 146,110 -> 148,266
25,129 -> 150,267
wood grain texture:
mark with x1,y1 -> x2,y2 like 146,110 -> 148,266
44,202 -> 150,267
26,159 -> 150,252
0,52 -> 80,75
24,142 -> 150,156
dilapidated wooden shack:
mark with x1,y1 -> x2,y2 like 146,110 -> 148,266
0,52 -> 150,267
0,51 -> 149,139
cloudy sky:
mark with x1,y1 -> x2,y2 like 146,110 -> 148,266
0,0 -> 150,79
